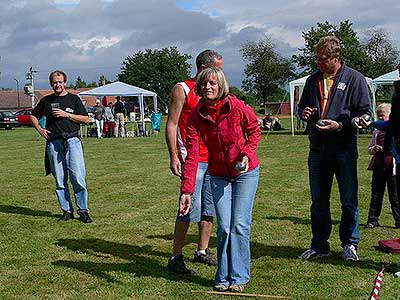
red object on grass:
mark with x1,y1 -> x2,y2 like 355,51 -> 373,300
378,238 -> 400,254
370,265 -> 384,300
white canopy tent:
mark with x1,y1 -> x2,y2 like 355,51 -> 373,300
78,81 -> 157,136
289,75 -> 308,136
372,70 -> 400,86
289,75 -> 375,136
371,70 -> 399,106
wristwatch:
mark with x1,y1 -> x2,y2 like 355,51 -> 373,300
67,113 -> 71,119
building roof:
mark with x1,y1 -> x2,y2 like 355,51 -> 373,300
0,90 -> 41,111
0,88 -> 118,111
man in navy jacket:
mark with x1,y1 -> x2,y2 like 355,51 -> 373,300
298,36 -> 371,261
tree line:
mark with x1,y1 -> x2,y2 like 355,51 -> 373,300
72,20 -> 399,109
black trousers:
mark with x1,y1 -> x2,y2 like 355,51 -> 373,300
367,167 -> 400,226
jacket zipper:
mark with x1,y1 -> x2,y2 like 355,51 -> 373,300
216,125 -> 230,175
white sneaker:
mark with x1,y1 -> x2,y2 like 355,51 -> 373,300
342,244 -> 359,261
214,284 -> 229,292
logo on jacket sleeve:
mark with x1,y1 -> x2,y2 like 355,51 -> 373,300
337,82 -> 347,91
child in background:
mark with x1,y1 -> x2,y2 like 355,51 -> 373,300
366,103 -> 400,228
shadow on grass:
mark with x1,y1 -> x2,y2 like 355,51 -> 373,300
267,214 -> 394,229
253,244 -> 384,271
266,215 -> 340,226
147,233 -> 216,249
0,204 -> 58,218
147,234 -> 271,259
261,130 -> 303,136
53,238 -> 213,286
147,234 -> 386,270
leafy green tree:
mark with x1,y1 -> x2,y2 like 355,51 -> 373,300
118,47 -> 191,107
74,76 -> 87,89
87,81 -> 97,88
67,76 -> 97,89
293,20 -> 399,78
362,28 -> 399,78
229,86 -> 257,108
293,20 -> 368,74
241,37 -> 294,104
98,75 -> 112,86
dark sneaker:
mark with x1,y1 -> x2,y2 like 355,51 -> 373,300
229,284 -> 246,293
365,221 -> 379,228
193,248 -> 217,266
214,284 -> 229,292
167,255 -> 195,275
298,248 -> 331,260
342,244 -> 359,261
78,212 -> 92,223
58,211 -> 74,222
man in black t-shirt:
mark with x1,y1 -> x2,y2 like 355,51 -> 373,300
113,96 -> 126,137
31,70 -> 93,223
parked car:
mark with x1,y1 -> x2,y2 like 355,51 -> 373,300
15,108 -> 33,126
0,111 -> 19,130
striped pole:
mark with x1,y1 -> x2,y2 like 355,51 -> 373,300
370,265 -> 385,300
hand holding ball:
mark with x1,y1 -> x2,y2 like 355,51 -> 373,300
235,162 -> 246,172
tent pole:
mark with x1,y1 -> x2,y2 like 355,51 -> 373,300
139,94 -> 146,136
289,83 -> 295,136
153,95 -> 157,112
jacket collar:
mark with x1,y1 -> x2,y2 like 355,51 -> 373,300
197,94 -> 237,123
317,63 -> 345,80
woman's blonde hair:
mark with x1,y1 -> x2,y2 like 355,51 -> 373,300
196,67 -> 229,100
376,103 -> 391,115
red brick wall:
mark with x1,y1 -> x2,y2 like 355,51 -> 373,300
264,102 -> 291,115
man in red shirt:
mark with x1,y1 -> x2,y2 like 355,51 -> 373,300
166,50 -> 223,274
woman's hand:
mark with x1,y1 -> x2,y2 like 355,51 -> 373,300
179,194 -> 191,216
235,156 -> 249,173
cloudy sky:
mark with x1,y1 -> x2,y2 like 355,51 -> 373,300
0,0 -> 399,96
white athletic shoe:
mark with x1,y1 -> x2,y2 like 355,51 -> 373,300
342,244 -> 359,261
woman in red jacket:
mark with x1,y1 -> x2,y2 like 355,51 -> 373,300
180,67 -> 261,292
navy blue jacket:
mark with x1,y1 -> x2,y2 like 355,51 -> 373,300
298,64 -> 371,150
385,79 -> 400,156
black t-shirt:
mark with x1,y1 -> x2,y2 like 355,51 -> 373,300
32,93 -> 88,135
113,101 -> 126,115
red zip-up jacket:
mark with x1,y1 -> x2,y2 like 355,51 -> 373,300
181,94 -> 261,194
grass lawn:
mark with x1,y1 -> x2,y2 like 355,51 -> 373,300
1,119 -> 400,300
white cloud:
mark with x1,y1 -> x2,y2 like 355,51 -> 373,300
0,0 -> 399,90
68,36 -> 122,51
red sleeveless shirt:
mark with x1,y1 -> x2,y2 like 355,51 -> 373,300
177,79 -> 208,163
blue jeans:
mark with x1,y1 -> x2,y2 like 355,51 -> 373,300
211,166 -> 259,286
47,137 -> 88,213
178,162 -> 215,223
308,148 -> 360,252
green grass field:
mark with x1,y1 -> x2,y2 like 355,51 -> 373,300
1,120 -> 400,300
